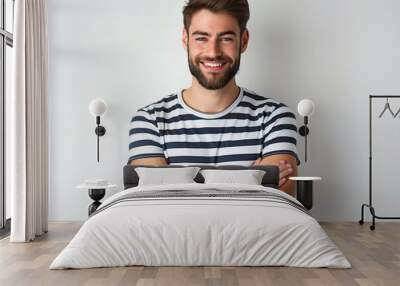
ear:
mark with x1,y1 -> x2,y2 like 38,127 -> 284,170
182,28 -> 188,51
240,29 -> 250,53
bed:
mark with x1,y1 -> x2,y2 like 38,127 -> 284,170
49,165 -> 350,269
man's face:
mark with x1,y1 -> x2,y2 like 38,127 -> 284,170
183,9 -> 249,90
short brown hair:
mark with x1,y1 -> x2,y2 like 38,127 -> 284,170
183,0 -> 250,35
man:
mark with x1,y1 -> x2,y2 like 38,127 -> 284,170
128,0 -> 299,196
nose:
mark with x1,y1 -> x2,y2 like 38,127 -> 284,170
206,38 -> 222,59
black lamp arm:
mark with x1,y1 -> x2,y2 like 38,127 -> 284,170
94,116 -> 106,162
298,116 -> 310,163
304,116 -> 308,126
299,116 -> 310,136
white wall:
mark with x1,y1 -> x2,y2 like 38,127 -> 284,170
48,0 -> 400,221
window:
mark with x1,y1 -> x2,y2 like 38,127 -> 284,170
0,0 -> 14,235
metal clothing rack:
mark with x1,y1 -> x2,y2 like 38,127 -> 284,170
359,95 -> 400,230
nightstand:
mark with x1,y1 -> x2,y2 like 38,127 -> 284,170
76,182 -> 117,216
289,176 -> 322,210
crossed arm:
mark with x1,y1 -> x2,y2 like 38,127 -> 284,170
129,154 -> 297,196
251,154 -> 297,196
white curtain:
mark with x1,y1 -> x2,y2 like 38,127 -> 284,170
8,0 -> 48,242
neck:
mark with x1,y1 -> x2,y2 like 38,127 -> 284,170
182,79 -> 240,113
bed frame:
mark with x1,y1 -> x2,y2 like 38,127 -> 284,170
123,164 -> 280,189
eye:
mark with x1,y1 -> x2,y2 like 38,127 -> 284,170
221,38 -> 233,42
195,37 -> 207,42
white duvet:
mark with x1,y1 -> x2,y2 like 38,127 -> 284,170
50,183 -> 351,269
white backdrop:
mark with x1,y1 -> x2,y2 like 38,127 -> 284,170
47,0 -> 400,221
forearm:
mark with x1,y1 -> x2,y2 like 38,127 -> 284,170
257,154 -> 298,197
279,161 -> 297,196
129,157 -> 168,166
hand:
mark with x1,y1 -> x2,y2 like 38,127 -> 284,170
251,158 -> 294,187
278,160 -> 294,187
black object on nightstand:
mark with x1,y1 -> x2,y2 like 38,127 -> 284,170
77,182 -> 117,217
88,189 -> 106,216
289,177 -> 322,210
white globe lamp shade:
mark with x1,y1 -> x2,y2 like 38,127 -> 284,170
297,99 -> 315,117
89,98 -> 107,117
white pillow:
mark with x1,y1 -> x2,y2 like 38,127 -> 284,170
200,169 -> 266,185
136,167 -> 201,186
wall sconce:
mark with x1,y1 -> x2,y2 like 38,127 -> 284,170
89,98 -> 107,162
297,99 -> 315,163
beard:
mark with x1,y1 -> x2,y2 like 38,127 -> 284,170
187,45 -> 241,90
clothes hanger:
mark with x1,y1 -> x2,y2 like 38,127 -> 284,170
394,106 -> 400,118
378,97 -> 395,118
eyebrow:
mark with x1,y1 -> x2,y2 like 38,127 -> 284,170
191,30 -> 237,37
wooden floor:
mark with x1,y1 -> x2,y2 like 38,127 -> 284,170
0,222 -> 399,286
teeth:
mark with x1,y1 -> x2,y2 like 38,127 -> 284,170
203,62 -> 223,68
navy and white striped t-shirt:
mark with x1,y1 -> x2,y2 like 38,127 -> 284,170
129,87 -> 300,166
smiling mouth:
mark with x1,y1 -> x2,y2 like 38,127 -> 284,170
200,61 -> 227,72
